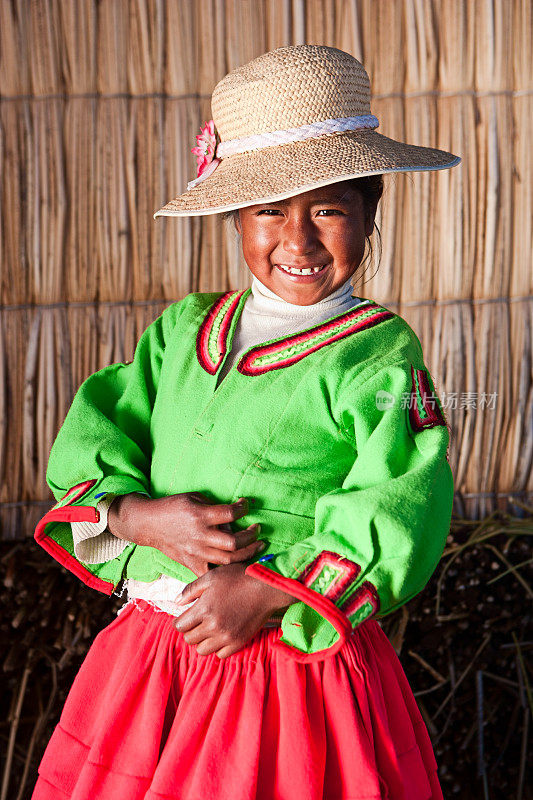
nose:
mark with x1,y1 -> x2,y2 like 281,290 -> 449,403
281,212 -> 319,257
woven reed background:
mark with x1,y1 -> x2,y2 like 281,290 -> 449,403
0,0 -> 531,540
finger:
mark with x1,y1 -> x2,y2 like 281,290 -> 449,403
202,498 -> 250,526
180,622 -> 210,646
225,540 -> 267,562
202,540 -> 266,565
205,524 -> 260,552
227,524 -> 262,550
195,637 -> 226,657
216,643 -> 243,659
174,606 -> 204,633
175,574 -> 208,605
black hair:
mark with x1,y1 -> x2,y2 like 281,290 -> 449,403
221,173 -> 384,280
344,174 -> 384,280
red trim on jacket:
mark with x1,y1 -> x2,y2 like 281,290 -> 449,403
34,480 -> 115,596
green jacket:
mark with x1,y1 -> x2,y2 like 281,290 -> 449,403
35,288 -> 453,662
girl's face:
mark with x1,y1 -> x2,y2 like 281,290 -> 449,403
235,181 -> 377,305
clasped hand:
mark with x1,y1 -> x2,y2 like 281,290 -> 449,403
173,561 -> 294,659
107,491 -> 297,658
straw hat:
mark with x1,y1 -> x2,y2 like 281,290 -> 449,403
154,45 -> 461,219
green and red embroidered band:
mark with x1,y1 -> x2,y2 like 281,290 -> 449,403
246,550 -> 380,662
245,561 -> 354,662
339,581 -> 380,625
297,550 -> 362,603
297,551 -> 380,625
409,365 -> 447,432
196,290 -> 246,374
237,302 -> 394,375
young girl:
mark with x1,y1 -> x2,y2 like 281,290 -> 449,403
32,45 -> 460,800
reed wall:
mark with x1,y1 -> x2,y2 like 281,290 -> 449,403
0,0 -> 532,539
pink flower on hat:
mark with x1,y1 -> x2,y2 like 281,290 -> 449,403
191,120 -> 220,180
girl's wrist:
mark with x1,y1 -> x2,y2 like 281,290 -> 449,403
247,572 -> 298,616
107,493 -> 151,545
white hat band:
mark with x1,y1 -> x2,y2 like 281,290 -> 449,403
216,114 -> 379,158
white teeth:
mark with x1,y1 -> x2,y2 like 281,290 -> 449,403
278,264 -> 325,275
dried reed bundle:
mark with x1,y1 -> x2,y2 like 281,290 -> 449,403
95,99 -> 130,300
438,0 -> 474,92
133,302 -> 167,343
291,0 -> 306,46
501,301 -> 533,494
299,0 -> 337,47
435,96 -> 477,300
64,99 -> 99,302
474,96 -> 514,299
473,0 -> 515,92
2,310 -> 27,509
510,97 -> 532,296
160,99 -> 203,299
0,0 -> 30,96
469,302 -> 511,512
419,301 -> 467,481
60,0 -> 97,94
0,102 -> 30,305
194,0 -> 227,91
359,0 -> 405,95
512,0 -> 532,91
401,95 -> 440,302
404,0 -> 438,93
0,313 -> 7,498
20,310 -> 60,500
96,0 -> 129,94
126,98 -> 165,300
97,304 -> 132,366
66,306 -> 98,391
264,0 -> 292,53
225,0 -> 267,70
27,0 -> 62,95
223,213 -> 247,290
334,0 -> 363,60
163,0 -> 198,95
128,0 -> 164,95
28,100 -> 66,303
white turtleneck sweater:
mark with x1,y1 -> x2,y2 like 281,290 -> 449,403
215,274 -> 361,385
71,275 -> 363,612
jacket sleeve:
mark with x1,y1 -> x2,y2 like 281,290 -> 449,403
70,492 -> 152,564
34,301 -> 183,594
245,358 -> 454,662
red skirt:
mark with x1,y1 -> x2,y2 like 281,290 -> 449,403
32,600 -> 443,800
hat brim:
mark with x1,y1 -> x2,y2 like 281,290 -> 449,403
153,129 -> 461,218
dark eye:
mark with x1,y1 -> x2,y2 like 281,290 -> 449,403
256,208 -> 282,216
316,208 -> 343,216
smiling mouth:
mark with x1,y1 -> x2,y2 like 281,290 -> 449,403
276,264 -> 328,276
